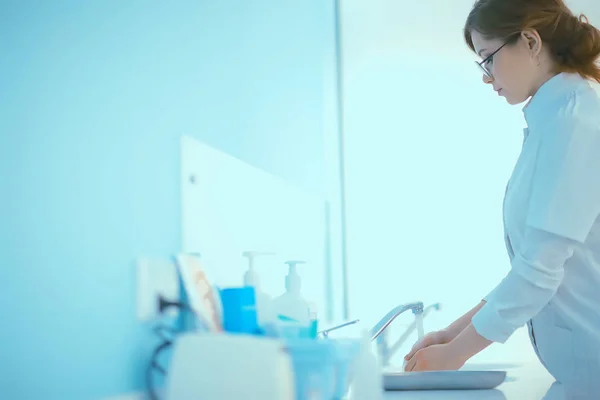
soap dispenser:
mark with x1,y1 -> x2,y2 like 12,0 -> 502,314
272,260 -> 311,326
242,251 -> 275,327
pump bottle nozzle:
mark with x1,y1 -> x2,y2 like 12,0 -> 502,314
284,260 -> 306,293
242,251 -> 275,287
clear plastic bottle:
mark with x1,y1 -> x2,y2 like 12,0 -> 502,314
272,260 -> 310,326
242,251 -> 275,328
350,330 -> 384,400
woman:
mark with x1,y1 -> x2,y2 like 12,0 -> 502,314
403,0 -> 600,396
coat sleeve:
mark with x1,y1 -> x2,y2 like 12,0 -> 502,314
472,227 -> 576,343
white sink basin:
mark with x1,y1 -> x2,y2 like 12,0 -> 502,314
383,370 -> 508,391
382,361 -> 522,391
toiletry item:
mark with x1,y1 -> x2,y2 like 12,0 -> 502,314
166,332 -> 295,400
285,339 -> 338,399
242,251 -> 274,287
242,251 -> 275,326
175,253 -> 222,332
220,287 -> 259,334
275,315 -> 315,339
272,260 -> 310,326
350,331 -> 384,400
285,338 -> 362,400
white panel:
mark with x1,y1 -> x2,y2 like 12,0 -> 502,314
180,136 -> 328,316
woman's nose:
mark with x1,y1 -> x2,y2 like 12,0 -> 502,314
482,74 -> 494,84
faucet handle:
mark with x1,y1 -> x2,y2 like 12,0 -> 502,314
318,319 -> 360,338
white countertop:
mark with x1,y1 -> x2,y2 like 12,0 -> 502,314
106,329 -> 561,400
107,362 -> 560,400
383,362 -> 560,400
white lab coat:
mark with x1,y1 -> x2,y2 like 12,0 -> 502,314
471,72 -> 600,398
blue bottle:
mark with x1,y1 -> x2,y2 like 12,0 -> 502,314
219,287 -> 259,335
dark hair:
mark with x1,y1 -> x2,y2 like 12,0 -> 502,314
464,0 -> 600,83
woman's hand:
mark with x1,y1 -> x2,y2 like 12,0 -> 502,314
403,329 -> 454,362
403,343 -> 467,372
404,323 -> 493,372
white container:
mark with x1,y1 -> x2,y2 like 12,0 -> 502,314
285,338 -> 362,399
350,331 -> 384,400
272,260 -> 310,325
166,333 -> 295,400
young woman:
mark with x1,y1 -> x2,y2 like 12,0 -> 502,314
403,0 -> 600,396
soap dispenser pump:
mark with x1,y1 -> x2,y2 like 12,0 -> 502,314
273,260 -> 310,326
284,260 -> 305,294
242,251 -> 275,328
242,251 -> 274,287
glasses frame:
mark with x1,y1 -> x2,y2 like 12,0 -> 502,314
475,40 -> 511,78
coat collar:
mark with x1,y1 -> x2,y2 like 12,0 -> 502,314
522,72 -> 589,129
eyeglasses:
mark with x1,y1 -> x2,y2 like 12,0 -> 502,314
475,40 -> 511,78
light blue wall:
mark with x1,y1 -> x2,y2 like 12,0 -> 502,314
0,1 -> 337,399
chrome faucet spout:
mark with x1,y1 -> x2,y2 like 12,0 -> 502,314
370,302 -> 424,342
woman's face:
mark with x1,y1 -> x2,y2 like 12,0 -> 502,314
470,30 -> 541,105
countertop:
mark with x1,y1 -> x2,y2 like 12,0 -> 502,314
107,362 -> 561,400
106,329 -> 563,400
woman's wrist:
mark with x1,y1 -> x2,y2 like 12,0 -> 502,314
443,301 -> 486,343
446,323 -> 493,364
440,327 -> 457,343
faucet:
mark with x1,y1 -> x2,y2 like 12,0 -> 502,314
317,301 -> 441,367
386,303 -> 441,355
369,302 -> 424,342
375,302 -> 442,367
318,302 -> 426,341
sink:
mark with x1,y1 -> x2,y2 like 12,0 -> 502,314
383,370 -> 508,391
382,362 -> 521,391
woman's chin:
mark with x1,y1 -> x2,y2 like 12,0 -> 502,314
504,96 -> 520,105
504,94 -> 528,106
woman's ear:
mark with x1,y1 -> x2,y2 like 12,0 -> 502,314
520,29 -> 543,57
